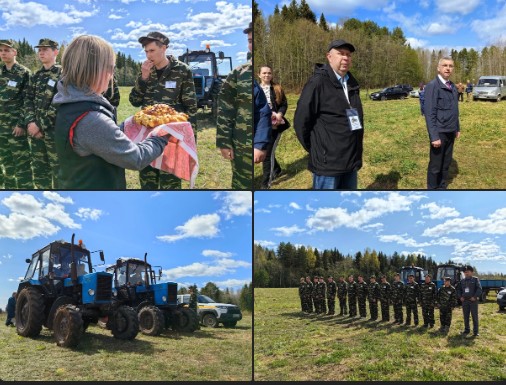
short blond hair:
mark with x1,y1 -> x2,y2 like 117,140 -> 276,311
61,35 -> 115,93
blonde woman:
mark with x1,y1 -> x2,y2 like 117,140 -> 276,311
53,35 -> 169,189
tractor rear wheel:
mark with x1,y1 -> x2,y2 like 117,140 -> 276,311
15,287 -> 44,338
202,313 -> 219,328
110,306 -> 139,340
172,308 -> 199,332
53,305 -> 83,348
139,306 -> 165,336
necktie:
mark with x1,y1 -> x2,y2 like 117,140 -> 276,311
445,81 -> 452,90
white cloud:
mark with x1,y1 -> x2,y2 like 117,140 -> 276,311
75,208 -> 103,221
201,39 -> 233,48
340,192 -> 362,197
216,191 -> 251,219
420,202 -> 460,220
161,257 -> 250,280
425,22 -> 455,35
202,249 -> 233,258
0,0 -> 98,28
254,240 -> 276,248
436,0 -> 480,15
289,202 -> 302,210
406,37 -> 428,49
307,192 -> 425,232
108,8 -> 129,20
471,3 -> 506,44
268,204 -> 281,209
214,278 -> 251,289
43,191 -> 74,204
362,223 -> 384,232
254,208 -> 271,214
271,225 -> 305,237
157,213 -> 220,242
235,51 -> 247,62
379,234 -> 432,248
309,0 -> 389,14
422,208 -> 506,237
400,250 -> 427,257
306,204 -> 316,212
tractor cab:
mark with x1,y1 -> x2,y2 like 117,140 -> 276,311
400,266 -> 428,285
435,263 -> 465,289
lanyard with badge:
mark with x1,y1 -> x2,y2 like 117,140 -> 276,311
341,78 -> 362,131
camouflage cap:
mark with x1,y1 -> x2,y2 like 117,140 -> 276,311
444,277 -> 451,281
0,39 -> 17,49
138,31 -> 169,46
370,275 -> 376,280
243,22 -> 252,34
35,38 -> 59,49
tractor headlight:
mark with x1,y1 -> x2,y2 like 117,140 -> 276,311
88,289 -> 95,296
204,86 -> 209,92
162,296 -> 167,302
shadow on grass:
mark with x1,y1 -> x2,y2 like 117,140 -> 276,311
446,159 -> 459,187
76,331 -> 155,355
446,333 -> 477,347
159,329 -> 226,340
366,170 -> 401,189
254,154 -> 309,190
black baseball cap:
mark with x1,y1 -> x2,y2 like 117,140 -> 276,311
327,39 -> 355,53
243,22 -> 252,34
138,31 -> 169,47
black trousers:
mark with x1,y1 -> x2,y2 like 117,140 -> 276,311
427,131 -> 456,189
261,129 -> 282,188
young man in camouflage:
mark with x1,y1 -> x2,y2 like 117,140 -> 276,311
337,276 -> 348,316
420,274 -> 437,328
391,273 -> 405,324
347,275 -> 358,317
304,276 -> 313,313
312,276 -> 320,313
24,38 -> 61,189
217,22 -> 260,189
404,274 -> 420,326
437,277 -> 457,333
379,275 -> 391,322
326,276 -> 337,315
356,275 -> 368,318
299,277 -> 306,312
189,285 -> 200,330
367,275 -> 381,321
317,276 -> 327,315
129,31 -> 197,190
0,39 -> 33,188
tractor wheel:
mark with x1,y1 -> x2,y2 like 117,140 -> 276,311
223,321 -> 237,328
15,287 -> 45,338
202,313 -> 219,328
53,305 -> 83,348
110,306 -> 139,340
138,306 -> 164,336
172,308 -> 199,332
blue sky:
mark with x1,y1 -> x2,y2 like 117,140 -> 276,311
0,0 -> 251,64
0,191 -> 251,310
257,0 -> 506,51
255,191 -> 506,275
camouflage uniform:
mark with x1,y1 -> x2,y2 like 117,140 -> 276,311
24,61 -> 61,189
347,280 -> 358,317
189,286 -> 200,330
312,278 -> 319,313
103,74 -> 120,120
0,50 -> 33,189
299,281 -> 305,312
337,280 -> 348,315
129,55 -> 197,190
420,281 -> 437,327
437,284 -> 457,331
326,280 -> 337,315
367,280 -> 381,320
379,280 -> 391,321
404,281 -> 420,325
317,280 -> 327,314
216,62 -> 252,189
304,280 -> 314,313
357,280 -> 368,318
391,280 -> 405,323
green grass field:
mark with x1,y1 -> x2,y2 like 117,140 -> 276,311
0,311 -> 251,381
254,288 -> 506,381
116,86 -> 232,189
254,95 -> 506,189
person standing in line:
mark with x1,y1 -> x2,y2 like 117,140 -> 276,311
299,277 -> 306,313
356,275 -> 368,319
420,274 -> 437,328
347,275 -> 358,317
326,276 -> 337,316
423,57 -> 460,190
456,266 -> 482,337
391,273 -> 405,324
437,277 -> 457,334
404,274 -> 420,326
367,275 -> 381,321
304,276 -> 314,313
379,275 -> 391,322
337,276 -> 348,316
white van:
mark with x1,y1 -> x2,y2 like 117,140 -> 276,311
473,75 -> 506,102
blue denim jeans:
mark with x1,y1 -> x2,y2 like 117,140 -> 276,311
312,171 -> 358,190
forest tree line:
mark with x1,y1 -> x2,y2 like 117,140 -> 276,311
253,0 -> 506,93
177,281 -> 253,312
253,242 -> 506,288
14,38 -> 141,86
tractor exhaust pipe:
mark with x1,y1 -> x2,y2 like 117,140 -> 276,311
144,252 -> 149,289
70,233 -> 78,286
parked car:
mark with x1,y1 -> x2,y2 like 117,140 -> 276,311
370,87 -> 409,101
177,294 -> 242,328
472,75 -> 506,102
395,84 -> 413,92
497,287 -> 506,311
410,89 -> 420,98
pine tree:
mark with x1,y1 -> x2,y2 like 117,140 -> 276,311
319,13 -> 329,32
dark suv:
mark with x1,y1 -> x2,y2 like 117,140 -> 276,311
370,87 -> 409,101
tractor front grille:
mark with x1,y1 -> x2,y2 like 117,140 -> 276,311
96,274 -> 112,301
193,77 -> 204,97
167,284 -> 177,304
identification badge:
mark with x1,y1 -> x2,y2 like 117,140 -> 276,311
447,291 -> 452,294
464,287 -> 470,293
346,108 -> 362,131
47,79 -> 56,87
165,81 -> 177,89
7,80 -> 17,87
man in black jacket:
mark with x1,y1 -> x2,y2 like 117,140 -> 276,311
423,57 -> 461,189
294,39 -> 364,189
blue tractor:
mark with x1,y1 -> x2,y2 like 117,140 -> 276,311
400,265 -> 428,285
179,45 -> 233,119
106,254 -> 198,336
435,263 -> 465,290
15,234 -> 139,347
